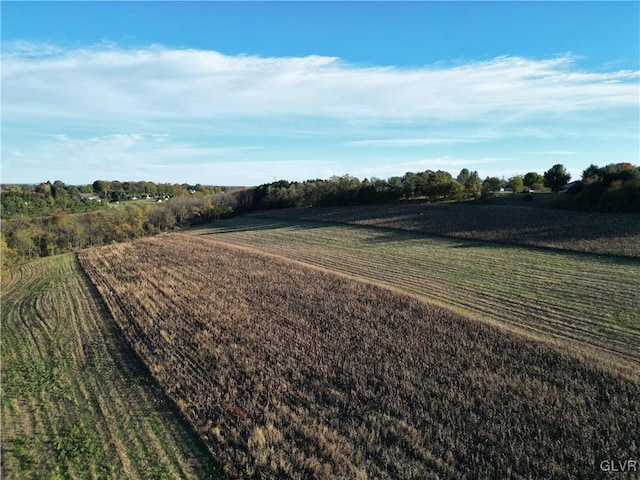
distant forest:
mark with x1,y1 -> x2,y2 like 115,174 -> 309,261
1,162 -> 638,265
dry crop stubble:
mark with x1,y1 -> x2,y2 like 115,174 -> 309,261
190,216 -> 640,375
80,234 -> 639,479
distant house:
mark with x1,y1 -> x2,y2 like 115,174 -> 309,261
77,193 -> 101,202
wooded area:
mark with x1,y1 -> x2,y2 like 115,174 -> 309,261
2,162 -> 638,266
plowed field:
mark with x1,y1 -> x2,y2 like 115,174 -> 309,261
79,235 -> 640,479
190,217 -> 640,373
249,202 -> 640,257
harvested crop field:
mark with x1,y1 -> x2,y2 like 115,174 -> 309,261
191,217 -> 640,374
79,235 -> 640,479
250,203 -> 640,258
1,254 -> 220,479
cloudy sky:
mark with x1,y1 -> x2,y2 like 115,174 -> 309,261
2,1 -> 638,186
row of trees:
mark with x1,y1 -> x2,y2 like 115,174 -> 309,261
1,168 -> 547,219
2,162 -> 637,266
90,179 -> 223,199
1,182 -> 104,218
1,190 -> 251,264
250,168 -> 552,210
0,180 -> 224,218
554,163 -> 640,212
1,166 -> 505,265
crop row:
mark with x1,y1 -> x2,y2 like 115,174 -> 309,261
249,203 -> 640,257
190,217 -> 640,372
79,235 -> 640,479
1,254 -> 219,479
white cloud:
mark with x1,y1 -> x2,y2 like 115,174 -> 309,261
3,43 -> 638,126
2,43 -> 638,184
2,40 -> 64,58
518,151 -> 579,155
1,132 -> 263,184
344,138 -> 484,147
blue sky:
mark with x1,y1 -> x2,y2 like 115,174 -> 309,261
2,1 -> 639,186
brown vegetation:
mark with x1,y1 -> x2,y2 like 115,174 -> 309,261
190,216 -> 640,373
250,202 -> 640,257
79,235 -> 640,479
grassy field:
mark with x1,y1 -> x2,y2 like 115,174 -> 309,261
79,235 -> 640,479
190,216 -> 640,375
250,202 -> 640,257
109,198 -> 162,209
1,254 -> 221,479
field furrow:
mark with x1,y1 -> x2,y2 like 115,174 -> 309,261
1,254 -> 221,479
249,203 -> 640,257
79,233 -> 640,479
188,217 -> 640,370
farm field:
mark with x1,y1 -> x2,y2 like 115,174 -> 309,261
1,254 -> 221,479
190,216 -> 640,374
250,202 -> 640,257
79,234 -> 640,479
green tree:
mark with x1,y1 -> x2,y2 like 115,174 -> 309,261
92,180 -> 109,196
543,164 -> 571,193
448,181 -> 466,200
35,181 -> 52,196
51,180 -> 68,200
483,177 -> 502,194
581,164 -> 601,185
111,190 -> 127,202
508,176 -> 524,194
388,176 -> 403,199
523,172 -> 544,189
456,168 -> 471,184
1,233 -> 18,267
424,170 -> 453,201
402,172 -> 418,198
1,194 -> 27,217
464,171 -> 482,199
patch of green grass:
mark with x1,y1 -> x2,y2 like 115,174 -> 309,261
53,421 -> 105,474
610,308 -> 639,330
1,255 -> 221,479
109,199 -> 160,210
7,436 -> 36,471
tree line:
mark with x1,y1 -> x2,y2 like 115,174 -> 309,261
552,163 -> 640,212
250,168 -> 550,209
1,190 -> 252,264
1,162 -> 637,266
0,180 -> 223,218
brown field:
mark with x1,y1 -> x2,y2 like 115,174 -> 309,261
250,202 -> 640,257
190,216 -> 640,374
79,235 -> 640,479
